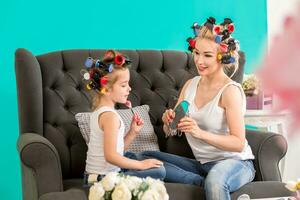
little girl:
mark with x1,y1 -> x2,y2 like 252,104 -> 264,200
82,50 -> 165,185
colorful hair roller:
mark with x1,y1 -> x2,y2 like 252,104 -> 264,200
206,17 -> 216,25
100,87 -> 107,94
100,76 -> 108,86
213,25 -> 221,35
227,24 -> 234,33
227,38 -> 237,51
95,59 -> 101,68
220,44 -> 228,52
221,30 -> 230,41
221,54 -> 232,64
107,64 -> 114,73
87,81 -> 97,90
124,57 -> 131,65
85,57 -> 94,68
104,50 -> 115,59
114,55 -> 125,65
229,56 -> 235,63
215,35 -> 222,43
83,72 -> 90,80
217,53 -> 223,61
191,22 -> 201,36
222,18 -> 233,25
187,37 -> 196,52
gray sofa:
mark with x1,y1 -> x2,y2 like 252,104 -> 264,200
15,48 -> 293,200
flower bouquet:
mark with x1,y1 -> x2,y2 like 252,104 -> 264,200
242,74 -> 261,97
89,172 -> 169,200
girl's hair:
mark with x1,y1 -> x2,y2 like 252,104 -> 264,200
187,17 -> 240,78
81,50 -> 131,110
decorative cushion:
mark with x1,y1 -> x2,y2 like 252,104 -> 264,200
75,105 -> 160,153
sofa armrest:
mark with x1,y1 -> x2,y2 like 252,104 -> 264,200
39,189 -> 87,200
246,129 -> 288,181
17,133 -> 63,199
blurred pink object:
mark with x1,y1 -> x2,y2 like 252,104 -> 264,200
125,100 -> 132,109
257,6 -> 300,134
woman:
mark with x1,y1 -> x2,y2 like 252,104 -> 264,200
142,17 -> 255,200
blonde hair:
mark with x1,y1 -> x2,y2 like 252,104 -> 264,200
195,26 -> 240,78
90,50 -> 130,110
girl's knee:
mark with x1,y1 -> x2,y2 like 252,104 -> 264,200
150,166 -> 166,180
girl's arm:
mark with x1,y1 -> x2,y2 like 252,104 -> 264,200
124,114 -> 144,151
178,85 -> 246,152
100,112 -> 161,170
124,129 -> 138,151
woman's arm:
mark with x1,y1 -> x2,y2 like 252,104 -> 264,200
100,112 -> 161,170
178,85 -> 246,152
162,79 -> 192,134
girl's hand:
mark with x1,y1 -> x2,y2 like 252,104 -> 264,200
129,113 -> 144,135
162,109 -> 175,125
177,116 -> 204,139
140,159 -> 163,170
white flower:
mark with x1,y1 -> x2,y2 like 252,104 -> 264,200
89,182 -> 105,200
111,182 -> 132,200
149,180 -> 169,200
140,189 -> 160,200
101,172 -> 119,191
122,176 -> 143,191
89,173 -> 169,200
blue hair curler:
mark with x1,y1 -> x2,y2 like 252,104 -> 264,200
85,57 -> 94,68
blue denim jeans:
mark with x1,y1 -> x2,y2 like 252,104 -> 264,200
141,151 -> 255,200
121,151 -> 166,180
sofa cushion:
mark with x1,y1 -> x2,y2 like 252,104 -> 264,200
75,105 -> 160,153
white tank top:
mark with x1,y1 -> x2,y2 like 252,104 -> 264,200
184,76 -> 254,163
85,106 -> 125,174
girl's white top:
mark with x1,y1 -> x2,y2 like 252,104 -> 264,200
85,106 -> 125,174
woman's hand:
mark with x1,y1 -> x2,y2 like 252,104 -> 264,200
129,113 -> 144,135
139,159 -> 163,170
162,109 -> 175,125
177,116 -> 204,139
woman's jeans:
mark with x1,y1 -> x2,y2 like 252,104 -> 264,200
141,151 -> 255,200
121,151 -> 166,180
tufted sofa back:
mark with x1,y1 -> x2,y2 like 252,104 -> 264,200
15,49 -> 244,180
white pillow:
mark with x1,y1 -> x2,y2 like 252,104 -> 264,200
75,105 -> 160,153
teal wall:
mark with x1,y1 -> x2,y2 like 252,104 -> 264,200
0,0 -> 267,199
